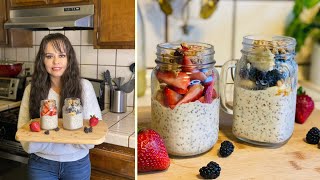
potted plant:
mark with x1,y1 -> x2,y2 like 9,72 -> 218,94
285,0 -> 319,82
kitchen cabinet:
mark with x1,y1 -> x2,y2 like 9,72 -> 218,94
0,0 -> 32,47
10,0 -> 92,8
90,143 -> 135,180
93,0 -> 135,49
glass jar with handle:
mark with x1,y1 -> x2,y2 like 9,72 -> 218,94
220,35 -> 298,146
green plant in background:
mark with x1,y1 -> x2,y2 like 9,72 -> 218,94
285,0 -> 320,52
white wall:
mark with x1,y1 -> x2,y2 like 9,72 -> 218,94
139,0 -> 294,68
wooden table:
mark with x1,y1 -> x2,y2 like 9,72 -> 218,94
138,107 -> 320,179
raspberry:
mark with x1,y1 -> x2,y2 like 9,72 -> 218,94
199,161 -> 221,179
306,127 -> 320,144
219,140 -> 234,157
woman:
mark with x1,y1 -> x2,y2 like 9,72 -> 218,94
18,33 -> 102,180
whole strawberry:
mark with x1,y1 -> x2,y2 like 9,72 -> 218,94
138,128 -> 170,172
30,121 -> 41,132
295,87 -> 314,124
89,115 -> 99,127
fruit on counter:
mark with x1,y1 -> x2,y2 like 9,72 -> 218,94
30,121 -> 41,132
138,128 -> 170,172
44,130 -> 50,135
163,86 -> 183,109
295,87 -> 314,124
199,161 -> 221,179
156,71 -> 190,90
89,115 -> 99,127
305,127 -> 320,144
54,127 -> 60,132
175,84 -> 204,106
84,126 -> 93,133
219,140 -> 234,157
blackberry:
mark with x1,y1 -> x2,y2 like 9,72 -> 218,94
174,49 -> 183,56
54,127 -> 60,132
219,141 -> 234,157
306,127 -> 320,144
44,130 -> 50,135
84,127 -> 89,133
88,126 -> 93,133
199,165 -> 220,179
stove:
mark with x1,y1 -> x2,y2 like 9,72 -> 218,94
0,107 -> 28,164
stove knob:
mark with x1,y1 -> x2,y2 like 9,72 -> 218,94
9,90 -> 14,94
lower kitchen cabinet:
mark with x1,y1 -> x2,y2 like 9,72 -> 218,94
90,143 -> 135,180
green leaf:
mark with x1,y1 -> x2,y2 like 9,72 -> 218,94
293,0 -> 304,15
297,86 -> 305,95
200,0 -> 218,19
303,0 -> 320,8
158,0 -> 173,15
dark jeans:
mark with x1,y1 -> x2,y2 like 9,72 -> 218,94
28,153 -> 91,180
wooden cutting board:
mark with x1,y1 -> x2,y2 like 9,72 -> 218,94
138,107 -> 320,179
16,118 -> 108,145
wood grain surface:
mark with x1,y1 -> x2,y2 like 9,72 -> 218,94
138,107 -> 320,179
16,118 -> 108,145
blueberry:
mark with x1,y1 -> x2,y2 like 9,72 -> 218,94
239,68 -> 249,79
190,80 -> 201,86
266,69 -> 282,86
203,75 -> 213,84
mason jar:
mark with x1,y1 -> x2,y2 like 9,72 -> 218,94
151,42 -> 220,156
40,99 -> 58,130
220,35 -> 298,146
62,98 -> 83,130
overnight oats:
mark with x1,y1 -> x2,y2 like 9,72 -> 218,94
62,98 -> 83,130
40,99 -> 58,130
220,35 -> 298,146
151,42 -> 220,156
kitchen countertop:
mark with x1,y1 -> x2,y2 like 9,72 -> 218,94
0,100 -> 135,149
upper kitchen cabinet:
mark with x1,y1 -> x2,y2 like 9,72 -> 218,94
94,0 -> 135,49
0,0 -> 32,47
10,0 -> 92,8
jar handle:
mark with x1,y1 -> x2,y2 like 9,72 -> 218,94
219,60 -> 238,114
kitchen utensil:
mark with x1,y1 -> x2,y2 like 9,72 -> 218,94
113,77 -> 125,89
103,70 -> 113,91
110,89 -> 127,113
0,59 -> 23,77
120,63 -> 135,93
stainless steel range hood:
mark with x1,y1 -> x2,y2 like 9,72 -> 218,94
4,4 -> 94,30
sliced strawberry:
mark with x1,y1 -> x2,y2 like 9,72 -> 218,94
163,87 -> 183,109
42,106 -> 49,115
181,56 -> 194,72
170,86 -> 188,95
198,96 -> 205,103
176,84 -> 204,106
189,70 -> 207,81
156,71 -> 190,90
155,90 -> 165,106
204,84 -> 213,103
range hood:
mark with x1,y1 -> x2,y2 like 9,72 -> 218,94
4,4 -> 94,30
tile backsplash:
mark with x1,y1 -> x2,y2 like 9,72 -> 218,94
0,30 -> 135,109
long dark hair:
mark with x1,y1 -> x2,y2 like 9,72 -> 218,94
29,33 -> 82,118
